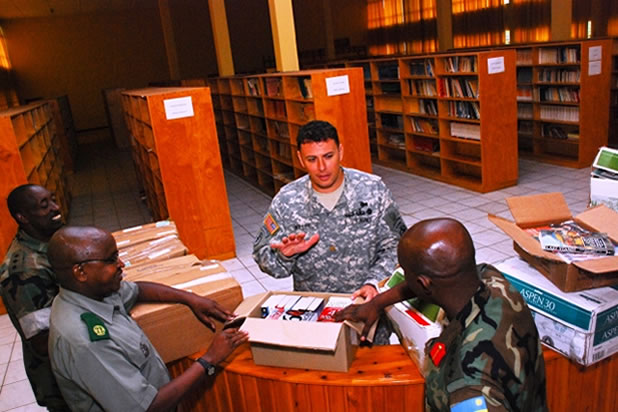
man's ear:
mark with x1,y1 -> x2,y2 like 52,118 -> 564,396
73,264 -> 87,283
15,212 -> 28,226
296,150 -> 306,169
417,274 -> 432,296
338,143 -> 344,161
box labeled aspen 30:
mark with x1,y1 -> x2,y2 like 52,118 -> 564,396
496,257 -> 618,366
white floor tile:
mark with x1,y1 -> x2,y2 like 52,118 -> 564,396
0,344 -> 12,365
3,361 -> 27,385
240,280 -> 267,298
0,380 -> 36,411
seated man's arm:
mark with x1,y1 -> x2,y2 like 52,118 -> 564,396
135,281 -> 233,330
147,329 -> 248,412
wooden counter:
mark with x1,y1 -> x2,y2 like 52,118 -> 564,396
168,344 -> 617,411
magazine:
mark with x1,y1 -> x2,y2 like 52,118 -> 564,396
538,220 -> 615,255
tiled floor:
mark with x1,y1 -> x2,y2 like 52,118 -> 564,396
0,140 -> 592,410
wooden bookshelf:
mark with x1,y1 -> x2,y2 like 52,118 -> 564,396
368,50 -> 517,193
0,101 -> 72,256
210,68 -> 372,196
515,39 -> 613,167
121,87 -> 235,260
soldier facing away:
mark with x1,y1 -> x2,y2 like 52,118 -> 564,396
0,184 -> 69,411
253,120 -> 406,344
336,218 -> 548,411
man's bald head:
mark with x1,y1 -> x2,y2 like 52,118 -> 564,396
48,226 -> 111,286
398,218 -> 476,281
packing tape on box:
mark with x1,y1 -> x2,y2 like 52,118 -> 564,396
172,273 -> 232,290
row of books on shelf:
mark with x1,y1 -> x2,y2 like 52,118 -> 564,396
448,101 -> 480,120
410,118 -> 438,135
517,69 -> 533,83
378,64 -> 399,80
380,113 -> 404,130
408,60 -> 434,77
517,103 -> 533,119
541,125 -> 579,140
537,68 -> 580,83
416,99 -> 438,116
384,132 -> 405,148
538,47 -> 580,64
517,86 -> 533,101
437,77 -> 478,99
537,87 -> 580,103
443,56 -> 477,73
450,122 -> 481,141
408,79 -> 436,96
516,49 -> 533,65
413,136 -> 439,153
539,105 -> 579,122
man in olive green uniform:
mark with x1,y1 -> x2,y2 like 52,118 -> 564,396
47,226 -> 248,411
0,184 -> 68,410
336,218 -> 547,411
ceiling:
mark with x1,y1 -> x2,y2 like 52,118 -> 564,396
0,0 -> 154,20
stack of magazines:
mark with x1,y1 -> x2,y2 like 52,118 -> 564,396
533,220 -> 615,262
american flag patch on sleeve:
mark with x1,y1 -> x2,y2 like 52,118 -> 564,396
264,213 -> 280,235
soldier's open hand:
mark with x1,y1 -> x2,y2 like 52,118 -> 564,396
270,232 -> 320,257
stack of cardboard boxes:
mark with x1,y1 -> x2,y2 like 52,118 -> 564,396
111,222 -> 243,363
490,192 -> 618,366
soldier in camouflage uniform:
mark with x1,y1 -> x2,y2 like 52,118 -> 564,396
336,218 -> 547,411
253,121 -> 406,342
0,184 -> 69,410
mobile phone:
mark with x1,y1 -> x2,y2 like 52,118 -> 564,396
223,316 -> 246,330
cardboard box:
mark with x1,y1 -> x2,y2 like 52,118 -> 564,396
123,254 -> 204,281
590,146 -> 618,212
235,291 -> 366,372
489,192 -> 618,292
496,257 -> 618,366
379,270 -> 444,371
112,221 -> 178,249
119,234 -> 188,268
129,261 -> 243,363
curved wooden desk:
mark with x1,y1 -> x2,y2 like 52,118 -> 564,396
168,344 -> 617,411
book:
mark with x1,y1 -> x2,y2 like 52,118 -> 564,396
538,221 -> 615,255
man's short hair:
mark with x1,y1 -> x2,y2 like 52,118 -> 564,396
7,184 -> 37,219
297,120 -> 339,150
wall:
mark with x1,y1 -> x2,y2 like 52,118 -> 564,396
3,6 -> 169,132
169,0 -> 219,78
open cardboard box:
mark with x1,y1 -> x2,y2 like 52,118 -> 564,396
235,291 -> 374,372
129,260 -> 242,363
489,192 -> 618,292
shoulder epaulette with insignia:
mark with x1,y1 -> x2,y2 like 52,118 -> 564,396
80,312 -> 110,341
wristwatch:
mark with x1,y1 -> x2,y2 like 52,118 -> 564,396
196,358 -> 216,376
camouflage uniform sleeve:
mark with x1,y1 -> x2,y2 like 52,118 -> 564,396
0,249 -> 58,340
363,183 -> 406,288
252,204 -> 297,279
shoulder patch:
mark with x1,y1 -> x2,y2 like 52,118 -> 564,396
263,213 -> 280,235
450,396 -> 488,412
80,312 -> 110,341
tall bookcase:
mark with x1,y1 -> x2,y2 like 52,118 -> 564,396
369,50 -> 517,193
515,39 -> 612,167
0,101 -> 72,256
121,87 -> 235,260
210,68 -> 372,196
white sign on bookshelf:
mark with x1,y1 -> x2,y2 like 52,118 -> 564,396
589,46 -> 602,61
487,57 -> 505,74
326,75 -> 350,96
164,96 -> 194,120
589,60 -> 602,76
